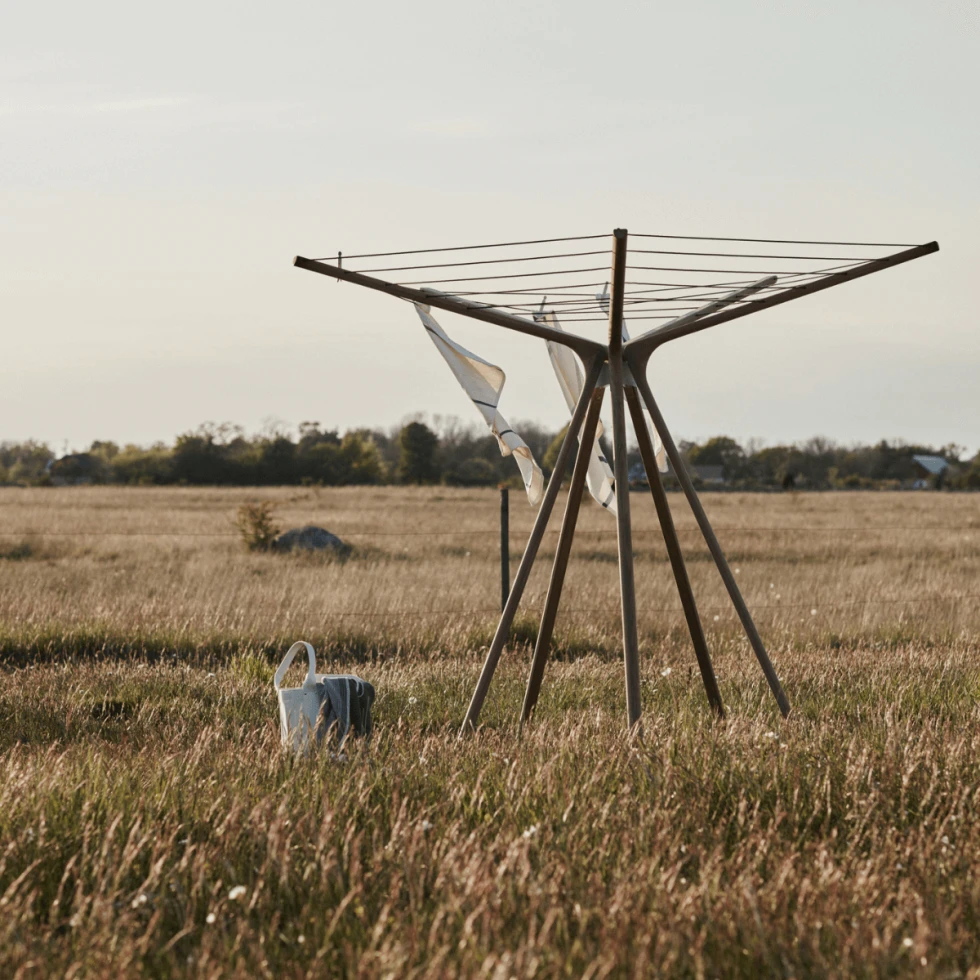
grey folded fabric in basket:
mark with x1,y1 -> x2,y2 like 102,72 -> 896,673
315,676 -> 375,745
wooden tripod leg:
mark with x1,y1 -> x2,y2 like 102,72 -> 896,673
604,229 -> 643,731
459,358 -> 604,735
625,387 -> 724,717
632,368 -> 790,718
609,355 -> 642,730
520,387 -> 606,730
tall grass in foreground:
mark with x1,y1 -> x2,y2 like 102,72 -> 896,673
2,648 -> 980,979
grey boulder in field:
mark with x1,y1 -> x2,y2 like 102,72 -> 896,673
272,525 -> 351,556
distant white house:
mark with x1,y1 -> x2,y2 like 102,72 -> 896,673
628,460 -> 726,487
911,454 -> 949,477
911,454 -> 949,489
692,464 -> 726,485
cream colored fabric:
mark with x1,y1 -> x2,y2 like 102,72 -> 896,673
414,303 -> 544,506
535,311 -> 617,514
593,289 -> 668,474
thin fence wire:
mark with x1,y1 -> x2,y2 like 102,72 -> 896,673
235,593 -> 980,620
2,525 -> 977,537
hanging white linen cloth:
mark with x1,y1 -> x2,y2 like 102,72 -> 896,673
535,310 -> 617,514
413,302 -> 544,506
592,288 -> 669,476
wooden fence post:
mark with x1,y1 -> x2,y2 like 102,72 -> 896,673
500,486 -> 510,612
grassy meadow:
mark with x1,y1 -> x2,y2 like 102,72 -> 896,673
1,485 -> 980,978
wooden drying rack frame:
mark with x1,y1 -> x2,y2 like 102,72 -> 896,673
294,230 -> 938,733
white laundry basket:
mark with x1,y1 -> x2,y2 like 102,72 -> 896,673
274,641 -> 375,752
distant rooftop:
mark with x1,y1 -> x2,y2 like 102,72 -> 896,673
912,454 -> 949,475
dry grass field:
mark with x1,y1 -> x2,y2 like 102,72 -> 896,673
2,486 -> 980,978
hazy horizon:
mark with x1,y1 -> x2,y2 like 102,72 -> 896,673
3,1 -> 977,455
13,409 -> 972,464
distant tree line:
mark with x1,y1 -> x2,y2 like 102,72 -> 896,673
1,421 -> 978,490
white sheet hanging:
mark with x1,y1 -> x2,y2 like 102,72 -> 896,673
414,303 -> 544,506
593,289 -> 668,475
535,311 -> 617,514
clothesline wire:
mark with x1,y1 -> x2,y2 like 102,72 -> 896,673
448,272 -> 825,296
355,248 -> 879,275
624,261 -> 865,276
311,233 -> 917,264
630,249 -> 880,261
459,274 -> 839,316
396,257 -> 873,290
632,233 -> 919,247
400,266 -> 611,285
311,233 -> 608,262
354,250 -> 609,273
461,265 -> 880,316
447,278 -> 785,298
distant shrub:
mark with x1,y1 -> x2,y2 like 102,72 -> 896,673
1,441 -> 54,485
0,541 -> 33,561
397,422 -> 440,484
542,425 -> 568,476
235,501 -> 280,552
109,444 -> 174,485
445,457 -> 497,487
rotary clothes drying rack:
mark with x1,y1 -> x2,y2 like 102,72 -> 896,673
294,228 -> 938,733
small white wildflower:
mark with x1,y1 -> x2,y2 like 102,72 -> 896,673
206,912 -> 217,924
660,667 -> 672,677
941,835 -> 949,845
765,731 -> 778,739
228,886 -> 247,901
522,825 -> 538,839
902,937 -> 913,948
131,893 -> 149,909
408,696 -> 417,704
896,862 -> 903,870
713,615 -> 720,622
297,935 -> 305,945
421,820 -> 433,832
920,957 -> 927,966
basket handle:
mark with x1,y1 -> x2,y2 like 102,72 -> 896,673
274,641 -> 317,691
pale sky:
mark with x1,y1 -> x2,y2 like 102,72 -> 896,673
2,0 -> 978,455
